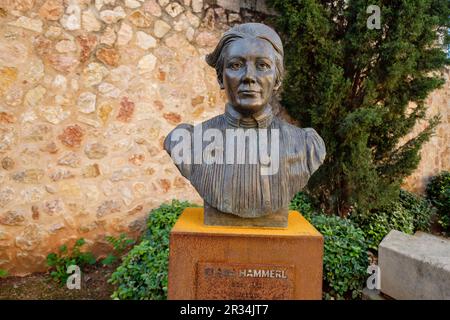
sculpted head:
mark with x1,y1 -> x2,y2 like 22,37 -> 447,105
206,23 -> 284,116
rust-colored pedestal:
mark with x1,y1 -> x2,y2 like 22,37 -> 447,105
168,208 -> 323,300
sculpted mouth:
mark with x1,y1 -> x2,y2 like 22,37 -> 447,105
239,90 -> 260,94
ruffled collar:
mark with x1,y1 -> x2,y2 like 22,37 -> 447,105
224,103 -> 274,128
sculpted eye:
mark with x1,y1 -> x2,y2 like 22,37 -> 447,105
229,61 -> 242,70
257,62 -> 271,70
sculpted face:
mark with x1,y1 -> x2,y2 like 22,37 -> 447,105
222,38 -> 278,115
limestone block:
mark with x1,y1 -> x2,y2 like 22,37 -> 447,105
379,230 -> 450,300
217,0 -> 240,13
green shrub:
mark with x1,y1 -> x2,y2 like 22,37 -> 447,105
352,202 -> 415,251
291,192 -> 369,299
46,238 -> 96,285
351,189 -> 435,251
426,171 -> 450,231
109,200 -> 199,300
289,192 -> 316,219
101,233 -> 136,266
0,268 -> 8,278
399,189 -> 435,232
307,214 -> 369,300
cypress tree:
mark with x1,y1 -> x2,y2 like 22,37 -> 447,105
268,0 -> 450,216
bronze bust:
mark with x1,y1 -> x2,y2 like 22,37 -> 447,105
164,23 -> 326,227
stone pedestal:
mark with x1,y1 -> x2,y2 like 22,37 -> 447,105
167,208 -> 324,300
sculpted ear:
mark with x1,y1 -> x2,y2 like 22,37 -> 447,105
273,83 -> 281,92
273,80 -> 281,92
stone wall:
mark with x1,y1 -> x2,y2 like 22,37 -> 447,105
402,67 -> 450,193
0,0 -> 448,276
0,0 -> 255,276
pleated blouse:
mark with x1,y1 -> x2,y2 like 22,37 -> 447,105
164,104 -> 326,218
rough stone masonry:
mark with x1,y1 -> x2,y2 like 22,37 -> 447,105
0,0 -> 448,275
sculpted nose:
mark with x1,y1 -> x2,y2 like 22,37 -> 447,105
242,63 -> 256,84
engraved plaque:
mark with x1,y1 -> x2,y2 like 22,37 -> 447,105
196,262 -> 295,299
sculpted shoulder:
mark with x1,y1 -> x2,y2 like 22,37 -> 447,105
163,122 -> 194,154
303,127 -> 326,176
163,114 -> 226,154
277,118 -> 326,175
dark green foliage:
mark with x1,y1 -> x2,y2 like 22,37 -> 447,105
109,200 -> 199,300
101,233 -> 135,266
351,202 -> 414,250
46,238 -> 96,285
399,189 -> 435,232
351,189 -> 435,250
289,191 -> 316,219
106,233 -> 136,254
426,171 -> 450,231
290,192 -> 369,299
309,214 -> 369,299
108,239 -> 169,300
0,269 -> 8,278
268,0 -> 450,216
101,254 -> 118,266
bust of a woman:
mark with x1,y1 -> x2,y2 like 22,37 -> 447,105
164,23 -> 326,227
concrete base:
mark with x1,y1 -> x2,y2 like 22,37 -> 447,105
379,230 -> 450,300
168,208 -> 324,300
204,202 -> 288,228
